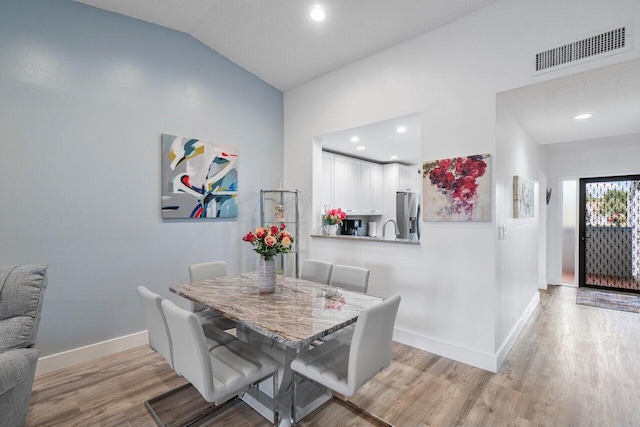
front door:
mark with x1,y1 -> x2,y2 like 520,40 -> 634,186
579,175 -> 640,293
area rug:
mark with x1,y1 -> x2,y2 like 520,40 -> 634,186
576,288 -> 640,313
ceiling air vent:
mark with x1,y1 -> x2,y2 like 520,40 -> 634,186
534,25 -> 631,73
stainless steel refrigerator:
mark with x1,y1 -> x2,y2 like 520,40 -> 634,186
396,191 -> 421,241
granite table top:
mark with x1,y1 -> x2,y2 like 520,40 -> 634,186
169,273 -> 384,348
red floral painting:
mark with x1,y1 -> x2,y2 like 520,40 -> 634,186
422,154 -> 491,222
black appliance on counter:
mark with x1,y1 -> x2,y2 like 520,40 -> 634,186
340,219 -> 362,236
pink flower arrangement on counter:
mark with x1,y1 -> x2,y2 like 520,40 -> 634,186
323,207 -> 346,225
242,223 -> 293,259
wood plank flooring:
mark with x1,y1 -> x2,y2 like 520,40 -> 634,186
26,286 -> 640,426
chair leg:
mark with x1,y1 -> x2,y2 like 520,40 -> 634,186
290,372 -> 297,426
290,372 -> 393,427
145,383 -> 238,427
332,397 -> 393,427
272,370 -> 279,426
145,384 -> 192,427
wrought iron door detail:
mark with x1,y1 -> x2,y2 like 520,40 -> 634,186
579,176 -> 640,292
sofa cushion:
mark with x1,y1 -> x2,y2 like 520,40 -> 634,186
0,265 -> 48,351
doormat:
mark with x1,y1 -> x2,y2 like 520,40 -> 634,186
576,288 -> 640,313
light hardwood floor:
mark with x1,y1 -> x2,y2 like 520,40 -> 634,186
26,286 -> 640,426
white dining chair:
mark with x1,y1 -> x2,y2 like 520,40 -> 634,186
161,299 -> 281,426
137,286 -> 173,367
299,259 -> 333,284
188,261 -> 236,330
137,286 -> 239,426
319,265 -> 371,343
290,295 -> 401,426
330,265 -> 370,293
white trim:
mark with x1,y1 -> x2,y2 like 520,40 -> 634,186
393,327 -> 498,373
495,291 -> 540,370
393,290 -> 540,374
35,330 -> 148,377
538,279 -> 548,290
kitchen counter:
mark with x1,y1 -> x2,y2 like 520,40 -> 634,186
310,234 -> 420,245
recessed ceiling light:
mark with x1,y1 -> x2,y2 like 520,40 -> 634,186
573,113 -> 594,120
310,5 -> 326,22
350,136 -> 359,142
355,146 -> 365,151
390,155 -> 399,160
396,126 -> 407,133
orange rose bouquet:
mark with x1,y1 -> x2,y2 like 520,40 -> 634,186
242,223 -> 293,259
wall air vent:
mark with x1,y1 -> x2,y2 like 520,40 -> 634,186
534,25 -> 631,74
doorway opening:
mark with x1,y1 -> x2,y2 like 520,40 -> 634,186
579,175 -> 640,293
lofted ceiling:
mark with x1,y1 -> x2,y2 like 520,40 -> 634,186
73,0 -> 499,91
72,1 -> 638,152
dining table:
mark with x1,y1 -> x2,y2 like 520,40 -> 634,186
169,272 -> 385,426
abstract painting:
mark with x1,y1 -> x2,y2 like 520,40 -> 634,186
162,134 -> 238,219
422,154 -> 491,222
513,175 -> 535,218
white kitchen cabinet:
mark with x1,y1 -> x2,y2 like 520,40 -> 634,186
386,163 -> 421,193
345,158 -> 361,214
321,152 -> 334,210
371,163 -> 383,213
333,154 -> 361,214
333,155 -> 348,210
321,151 -> 383,215
360,162 -> 383,214
407,165 -> 421,193
397,165 -> 410,191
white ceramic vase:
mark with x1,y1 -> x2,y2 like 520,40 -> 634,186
323,224 -> 339,236
258,256 -> 276,294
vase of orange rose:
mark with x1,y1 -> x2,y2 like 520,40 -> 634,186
242,223 -> 294,294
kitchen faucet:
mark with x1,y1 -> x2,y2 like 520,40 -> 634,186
382,219 -> 399,238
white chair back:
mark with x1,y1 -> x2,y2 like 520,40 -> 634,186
188,261 -> 227,312
189,261 -> 227,281
330,265 -> 370,293
137,286 -> 173,368
348,295 -> 401,395
299,259 -> 333,284
161,299 -> 214,399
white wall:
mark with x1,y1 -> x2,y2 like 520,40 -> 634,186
0,0 -> 283,357
284,0 -> 640,371
495,98 -> 548,362
546,134 -> 640,285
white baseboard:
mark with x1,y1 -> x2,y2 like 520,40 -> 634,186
38,294 -> 540,378
35,330 -> 149,377
495,291 -> 540,370
393,328 -> 498,373
538,279 -> 548,290
394,291 -> 540,373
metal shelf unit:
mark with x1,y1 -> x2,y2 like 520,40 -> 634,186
259,189 -> 299,278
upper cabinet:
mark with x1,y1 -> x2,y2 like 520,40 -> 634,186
322,152 -> 383,215
360,162 -> 383,214
321,152 -> 334,209
387,163 -> 421,193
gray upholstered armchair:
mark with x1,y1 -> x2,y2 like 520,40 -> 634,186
0,265 -> 48,427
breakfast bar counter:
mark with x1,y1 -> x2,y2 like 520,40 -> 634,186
310,234 -> 420,245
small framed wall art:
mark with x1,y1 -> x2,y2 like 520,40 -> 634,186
161,134 -> 238,219
513,175 -> 535,218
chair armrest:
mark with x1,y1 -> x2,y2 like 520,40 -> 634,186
0,348 -> 40,395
